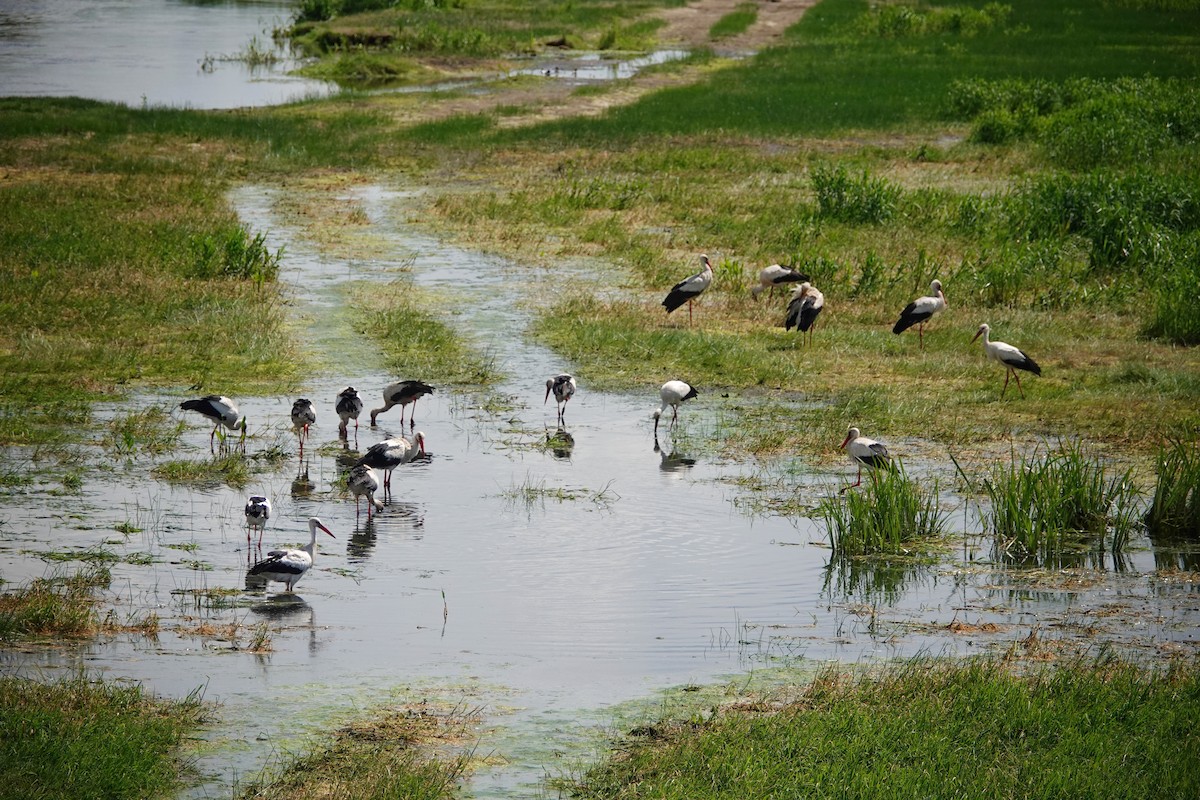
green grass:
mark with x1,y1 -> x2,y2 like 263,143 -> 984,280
818,464 -> 947,557
709,3 -> 757,40
0,675 -> 206,800
152,448 -> 288,490
0,567 -> 112,639
566,657 -> 1200,800
1146,439 -> 1200,540
972,440 -> 1141,563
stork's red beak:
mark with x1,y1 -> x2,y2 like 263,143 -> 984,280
839,434 -> 852,449
544,387 -> 551,404
971,329 -> 983,343
317,522 -> 335,538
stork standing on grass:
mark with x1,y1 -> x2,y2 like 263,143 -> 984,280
784,282 -> 825,345
347,464 -> 383,518
662,254 -> 713,325
544,374 -> 577,423
750,264 -> 809,299
370,380 -> 434,428
892,279 -> 947,349
971,323 -> 1042,399
335,386 -> 364,439
839,426 -> 893,493
653,380 -> 699,434
244,495 -> 272,546
179,395 -> 246,452
247,517 -> 335,593
290,398 -> 316,454
355,432 -> 426,495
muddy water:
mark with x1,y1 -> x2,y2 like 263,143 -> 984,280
2,182 -> 1199,798
0,0 -> 333,109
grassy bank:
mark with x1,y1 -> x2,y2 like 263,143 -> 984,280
566,657 -> 1200,799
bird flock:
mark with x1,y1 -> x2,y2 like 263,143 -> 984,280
175,255 -> 1044,590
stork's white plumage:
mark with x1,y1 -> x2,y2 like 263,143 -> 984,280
653,380 -> 699,434
244,495 -> 272,546
347,464 -> 383,518
784,282 -> 825,345
247,517 -> 335,592
839,426 -> 893,492
544,374 -> 577,423
179,395 -> 246,452
892,279 -> 947,349
750,264 -> 808,299
662,254 -> 714,325
356,432 -> 426,493
370,380 -> 435,427
335,386 -> 364,438
971,323 -> 1042,399
290,398 -> 316,454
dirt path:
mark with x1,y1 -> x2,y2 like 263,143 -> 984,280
379,0 -> 815,128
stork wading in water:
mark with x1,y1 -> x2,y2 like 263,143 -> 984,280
355,432 -> 426,495
544,374 -> 577,423
892,279 -> 947,349
290,398 -> 316,455
750,263 -> 809,299
244,495 -> 272,547
335,386 -> 364,439
247,517 -> 335,593
653,380 -> 699,434
784,282 -> 825,345
662,254 -> 714,325
347,464 -> 383,519
370,380 -> 434,428
179,395 -> 246,452
971,323 -> 1042,399
839,426 -> 894,493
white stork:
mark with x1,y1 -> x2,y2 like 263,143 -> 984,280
662,254 -> 714,325
347,464 -> 383,518
335,386 -> 364,438
784,282 -> 825,345
247,517 -> 335,593
544,374 -> 577,423
370,380 -> 435,427
750,264 -> 808,299
892,279 -> 947,349
355,432 -> 426,494
244,495 -> 272,546
653,380 -> 699,434
179,395 -> 246,452
839,426 -> 893,492
290,398 -> 316,454
971,323 -> 1042,399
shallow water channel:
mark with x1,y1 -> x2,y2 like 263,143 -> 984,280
3,180 -> 1200,797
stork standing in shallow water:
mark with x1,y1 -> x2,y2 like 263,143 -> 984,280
653,380 -> 699,434
247,517 -> 335,592
370,380 -> 434,428
290,398 -> 316,455
784,282 -> 825,345
971,323 -> 1042,399
347,464 -> 383,518
892,279 -> 947,349
662,254 -> 714,325
544,374 -> 577,423
355,432 -> 426,495
244,495 -> 272,546
179,395 -> 246,452
839,426 -> 893,492
750,264 -> 808,299
335,386 -> 364,439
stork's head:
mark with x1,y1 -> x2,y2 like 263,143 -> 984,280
840,427 -> 860,449
971,323 -> 989,344
414,431 -> 426,457
544,378 -> 555,404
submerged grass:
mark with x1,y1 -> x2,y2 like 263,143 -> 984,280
0,675 -> 206,800
1146,439 -> 1200,540
976,440 -> 1141,563
566,656 -> 1200,800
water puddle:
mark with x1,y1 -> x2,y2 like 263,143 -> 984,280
508,49 -> 691,83
2,181 -> 1199,798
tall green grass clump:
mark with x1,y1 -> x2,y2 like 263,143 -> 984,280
811,164 -> 899,224
0,567 -> 111,639
818,466 -> 945,557
1146,440 -> 1200,540
0,675 -> 206,800
978,441 -> 1140,562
